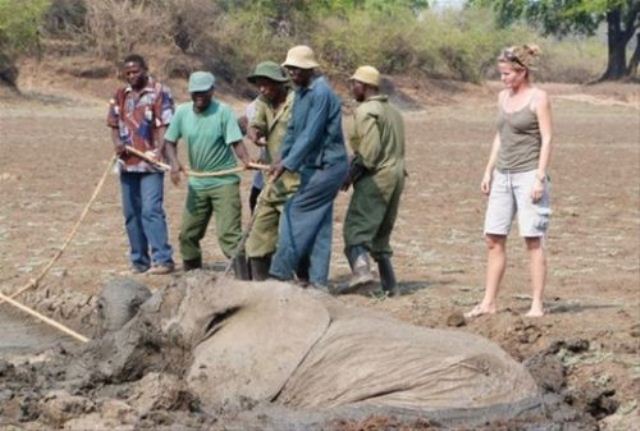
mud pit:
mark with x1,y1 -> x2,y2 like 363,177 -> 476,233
1,77 -> 639,429
0,307 -> 68,359
0,273 -> 602,430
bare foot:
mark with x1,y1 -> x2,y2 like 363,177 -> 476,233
525,300 -> 546,317
524,307 -> 546,317
464,304 -> 496,319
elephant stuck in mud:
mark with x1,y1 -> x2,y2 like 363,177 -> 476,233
95,278 -> 151,337
86,272 -> 541,418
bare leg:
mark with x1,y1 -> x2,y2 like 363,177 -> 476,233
466,234 -> 507,318
525,237 -> 546,317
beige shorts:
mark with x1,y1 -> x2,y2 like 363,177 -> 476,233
484,169 -> 551,237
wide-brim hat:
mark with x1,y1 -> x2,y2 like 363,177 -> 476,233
350,65 -> 380,87
188,71 -> 215,92
282,45 -> 319,69
247,61 -> 289,83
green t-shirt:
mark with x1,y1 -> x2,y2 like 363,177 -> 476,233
165,100 -> 243,190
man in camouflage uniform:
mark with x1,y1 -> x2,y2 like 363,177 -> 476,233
340,66 -> 406,296
244,61 -> 299,280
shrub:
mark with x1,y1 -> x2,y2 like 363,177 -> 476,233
0,0 -> 50,52
0,0 -> 50,86
42,0 -> 86,36
83,0 -> 171,61
538,37 -> 607,83
13,0 -> 609,87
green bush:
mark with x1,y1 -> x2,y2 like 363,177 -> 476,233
0,0 -> 50,86
538,37 -> 607,83
311,7 -> 515,83
0,0 -> 50,52
13,0 -> 607,86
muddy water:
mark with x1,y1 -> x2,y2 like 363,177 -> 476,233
0,305 -> 66,358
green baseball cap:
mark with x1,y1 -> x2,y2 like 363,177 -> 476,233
247,61 -> 289,84
188,71 -> 215,93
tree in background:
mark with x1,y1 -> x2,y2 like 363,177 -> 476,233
469,0 -> 640,80
0,0 -> 50,87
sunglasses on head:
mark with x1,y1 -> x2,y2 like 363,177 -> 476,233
503,49 -> 526,68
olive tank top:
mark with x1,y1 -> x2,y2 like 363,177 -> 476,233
496,94 -> 541,173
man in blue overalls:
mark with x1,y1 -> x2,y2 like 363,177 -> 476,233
269,45 -> 348,290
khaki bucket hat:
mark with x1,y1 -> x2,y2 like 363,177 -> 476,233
282,45 -> 319,69
350,65 -> 380,87
247,61 -> 289,83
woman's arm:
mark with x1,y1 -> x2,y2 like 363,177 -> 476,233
481,91 -> 505,195
532,89 -> 553,202
481,132 -> 501,195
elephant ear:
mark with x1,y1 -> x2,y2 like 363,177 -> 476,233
186,280 -> 330,410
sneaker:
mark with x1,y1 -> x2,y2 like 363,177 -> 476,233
148,263 -> 175,275
130,265 -> 149,274
312,284 -> 330,294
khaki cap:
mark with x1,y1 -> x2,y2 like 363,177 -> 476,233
282,45 -> 319,69
350,65 -> 380,87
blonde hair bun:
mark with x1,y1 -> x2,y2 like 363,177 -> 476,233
523,44 -> 542,57
499,43 -> 541,71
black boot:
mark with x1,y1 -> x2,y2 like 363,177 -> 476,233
232,254 -> 251,281
249,255 -> 271,281
183,257 -> 202,271
296,255 -> 310,285
377,256 -> 399,297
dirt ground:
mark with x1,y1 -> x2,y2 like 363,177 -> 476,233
0,71 -> 639,429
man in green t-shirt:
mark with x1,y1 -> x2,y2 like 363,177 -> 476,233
164,71 -> 251,279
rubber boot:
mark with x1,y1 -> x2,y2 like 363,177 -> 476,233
232,254 -> 251,281
337,245 -> 374,294
183,257 -> 202,271
296,255 -> 310,286
249,255 -> 271,281
378,256 -> 399,297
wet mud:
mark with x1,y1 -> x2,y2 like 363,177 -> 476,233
0,307 -> 67,356
0,275 -> 611,430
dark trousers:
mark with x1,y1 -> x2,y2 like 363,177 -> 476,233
269,160 -> 348,285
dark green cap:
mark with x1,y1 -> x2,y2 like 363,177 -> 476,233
247,61 -> 289,84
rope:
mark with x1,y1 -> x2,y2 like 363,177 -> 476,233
124,146 -> 269,177
223,180 -> 274,277
0,291 -> 89,343
2,156 -> 117,303
0,157 -> 115,344
0,148 -> 268,342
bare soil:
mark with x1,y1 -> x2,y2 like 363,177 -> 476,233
0,71 -> 638,429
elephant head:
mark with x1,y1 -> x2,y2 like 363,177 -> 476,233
95,277 -> 151,337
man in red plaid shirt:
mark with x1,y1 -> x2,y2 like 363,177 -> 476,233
107,54 -> 175,274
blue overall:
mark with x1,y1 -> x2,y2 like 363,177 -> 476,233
269,76 -> 348,286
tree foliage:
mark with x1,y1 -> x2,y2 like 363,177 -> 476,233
0,0 -> 50,86
0,0 -> 50,52
469,0 -> 640,79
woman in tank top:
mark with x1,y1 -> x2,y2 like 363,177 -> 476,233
466,44 -> 553,318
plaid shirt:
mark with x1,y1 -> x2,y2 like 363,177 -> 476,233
107,77 -> 174,172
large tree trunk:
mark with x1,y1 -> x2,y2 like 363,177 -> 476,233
601,9 -> 628,80
600,4 -> 640,80
626,33 -> 640,78
0,51 -> 19,90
